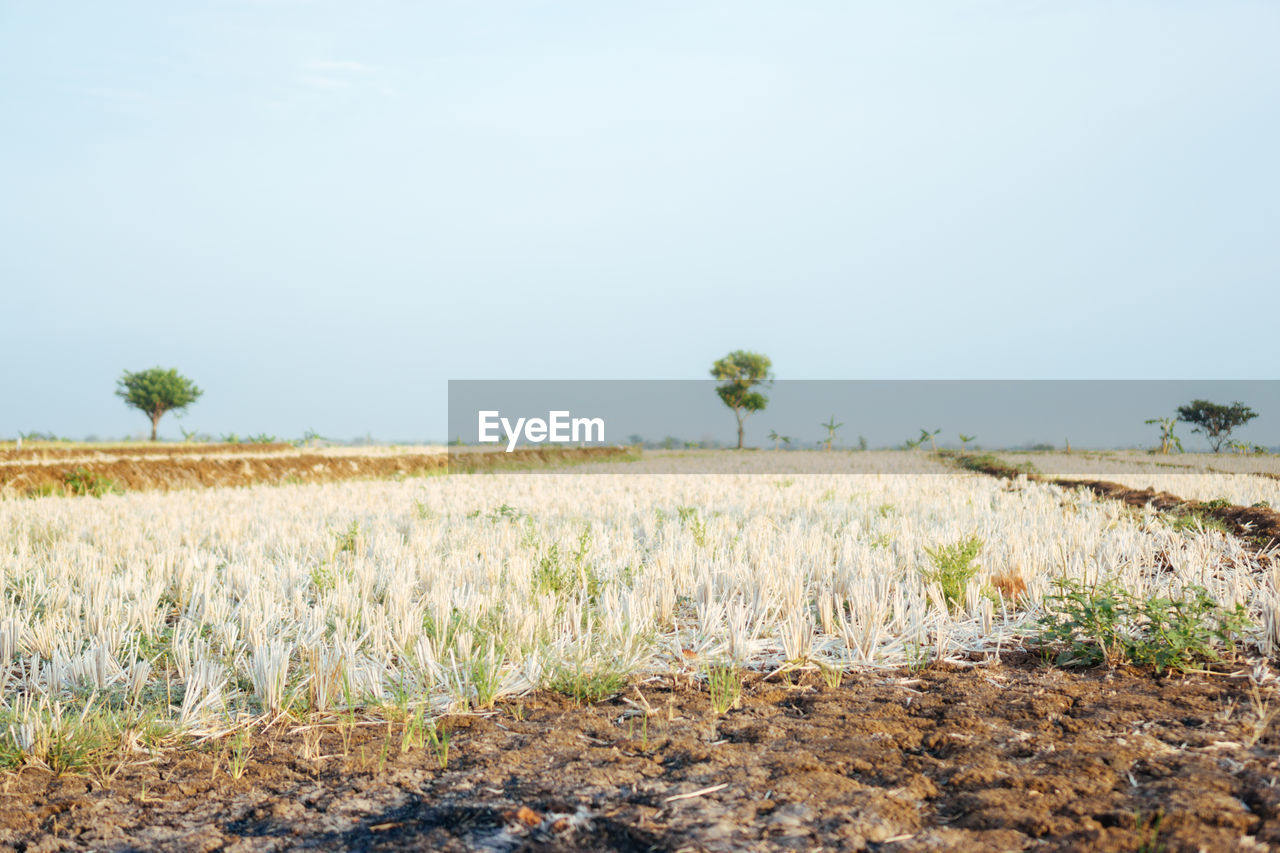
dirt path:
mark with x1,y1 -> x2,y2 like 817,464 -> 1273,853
2,659 -> 1277,852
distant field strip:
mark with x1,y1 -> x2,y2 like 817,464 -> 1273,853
0,442 -> 302,463
1,451 -> 1274,744
1066,450 -> 1280,477
997,452 -> 1280,508
0,445 -> 633,496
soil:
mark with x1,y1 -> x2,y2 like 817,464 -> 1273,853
0,444 -> 297,463
3,657 -> 1279,852
0,447 -> 631,497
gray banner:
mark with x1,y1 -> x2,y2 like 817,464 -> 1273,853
447,380 -> 1279,473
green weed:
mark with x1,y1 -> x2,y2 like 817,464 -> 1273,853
1167,503 -> 1231,535
1037,579 -> 1252,674
62,468 -> 121,498
227,730 -> 251,779
705,664 -> 742,714
817,660 -> 843,689
921,535 -> 983,613
676,506 -> 708,547
547,661 -> 628,704
334,520 -> 362,554
425,719 -> 450,769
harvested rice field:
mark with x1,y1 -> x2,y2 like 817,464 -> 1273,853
3,450 -> 1280,850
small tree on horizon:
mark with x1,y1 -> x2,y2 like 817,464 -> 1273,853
1176,400 -> 1258,453
711,350 -> 773,449
116,367 -> 203,441
1143,417 -> 1182,455
820,415 -> 843,451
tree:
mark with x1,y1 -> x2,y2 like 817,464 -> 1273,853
116,367 -> 203,441
820,415 -> 843,451
959,433 -> 977,451
711,351 -> 772,449
766,431 -> 793,451
1143,417 -> 1182,455
1176,400 -> 1259,453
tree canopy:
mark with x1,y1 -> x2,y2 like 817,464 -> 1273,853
1175,399 -> 1258,453
116,367 -> 203,441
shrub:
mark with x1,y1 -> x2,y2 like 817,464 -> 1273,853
62,468 -> 121,498
921,535 -> 983,612
1037,579 -> 1252,673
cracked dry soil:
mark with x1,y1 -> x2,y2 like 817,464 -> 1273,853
4,657 -> 1280,852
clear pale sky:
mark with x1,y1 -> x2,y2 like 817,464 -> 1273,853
3,2 -> 1277,441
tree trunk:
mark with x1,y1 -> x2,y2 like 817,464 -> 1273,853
151,414 -> 160,441
737,420 -> 744,449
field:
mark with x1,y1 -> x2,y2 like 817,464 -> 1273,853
3,448 -> 1280,850
993,450 -> 1280,508
0,442 -> 633,497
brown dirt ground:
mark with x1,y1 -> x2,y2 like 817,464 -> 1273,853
3,658 -> 1278,852
0,444 -> 297,463
0,447 -> 632,497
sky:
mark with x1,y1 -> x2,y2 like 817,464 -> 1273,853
2,1 -> 1278,442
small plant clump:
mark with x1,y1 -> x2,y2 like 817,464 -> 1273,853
956,453 -> 1038,476
921,535 -> 983,613
63,467 -> 122,498
334,520 -> 362,554
547,661 -> 628,705
427,720 -> 450,769
1167,506 -> 1231,535
705,664 -> 742,714
989,569 -> 1028,603
1037,579 -> 1253,674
